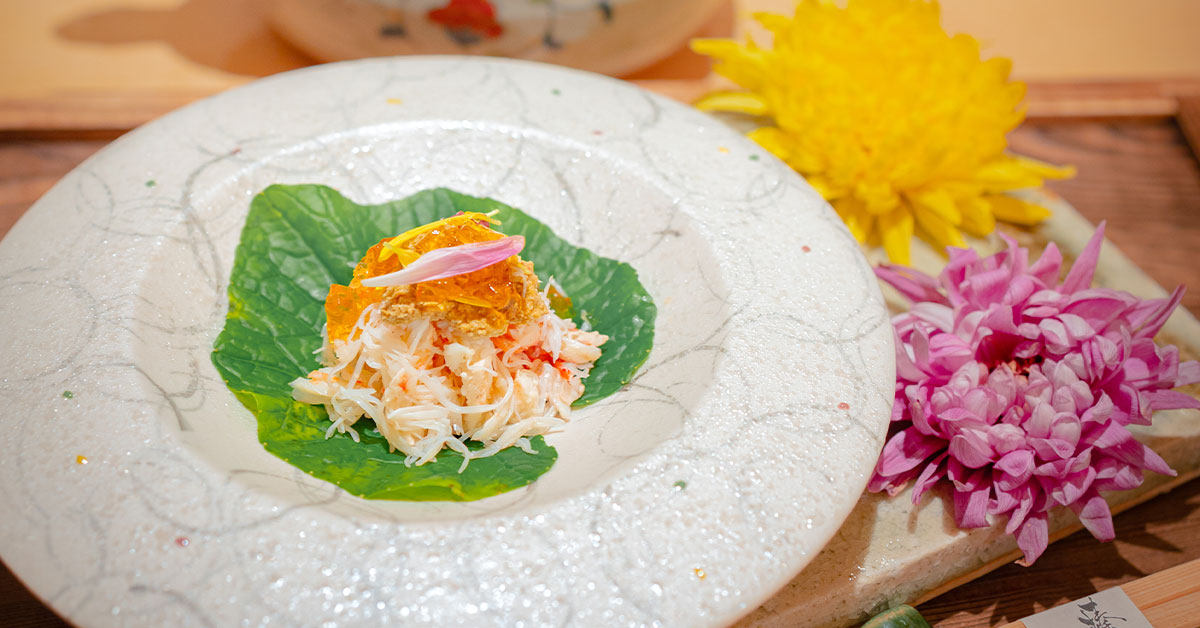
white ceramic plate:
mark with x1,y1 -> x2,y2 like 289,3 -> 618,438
0,57 -> 893,627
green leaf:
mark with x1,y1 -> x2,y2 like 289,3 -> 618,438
861,605 -> 932,628
212,185 -> 656,501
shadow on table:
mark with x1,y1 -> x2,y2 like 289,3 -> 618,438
55,0 -> 315,78
919,478 -> 1200,626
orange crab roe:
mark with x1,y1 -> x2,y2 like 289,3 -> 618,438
323,213 -> 521,342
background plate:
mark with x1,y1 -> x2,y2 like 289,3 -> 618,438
0,57 -> 893,627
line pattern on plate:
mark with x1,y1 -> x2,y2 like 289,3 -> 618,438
0,57 -> 893,627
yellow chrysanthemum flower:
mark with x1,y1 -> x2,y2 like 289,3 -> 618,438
691,0 -> 1073,264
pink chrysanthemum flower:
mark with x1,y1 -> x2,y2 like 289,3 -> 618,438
869,224 -> 1200,564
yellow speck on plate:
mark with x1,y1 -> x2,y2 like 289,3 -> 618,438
386,98 -> 404,105
75,455 -> 88,465
694,568 -> 706,580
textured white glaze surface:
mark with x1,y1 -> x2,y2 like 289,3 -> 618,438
0,57 -> 893,627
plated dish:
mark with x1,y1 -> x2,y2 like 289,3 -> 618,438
215,185 -> 655,501
0,57 -> 893,626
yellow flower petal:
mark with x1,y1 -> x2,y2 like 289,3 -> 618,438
988,194 -> 1053,226
689,39 -> 767,91
910,187 -> 962,226
1013,155 -> 1076,183
748,126 -> 794,164
982,56 -> 1016,85
958,196 -> 996,238
975,155 -> 1075,192
694,91 -> 769,116
690,0 -> 1074,262
855,180 -> 901,216
754,11 -> 795,37
833,197 -> 872,243
879,208 -> 915,266
913,204 -> 966,252
804,173 -> 839,200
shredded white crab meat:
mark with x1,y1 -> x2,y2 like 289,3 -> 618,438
289,289 -> 606,469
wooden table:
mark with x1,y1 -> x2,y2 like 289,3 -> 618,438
3,112 -> 1200,628
3,3 -> 1200,622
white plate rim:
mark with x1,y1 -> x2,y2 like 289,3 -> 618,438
0,56 -> 894,627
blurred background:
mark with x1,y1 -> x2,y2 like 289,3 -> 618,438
3,0 -> 1200,131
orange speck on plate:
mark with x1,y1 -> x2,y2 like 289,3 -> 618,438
75,455 -> 88,465
837,401 -> 850,410
802,245 -> 812,253
694,568 -> 706,580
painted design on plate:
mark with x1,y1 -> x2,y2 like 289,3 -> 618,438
424,0 -> 618,48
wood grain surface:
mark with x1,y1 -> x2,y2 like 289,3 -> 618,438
1,115 -> 1198,627
992,557 -> 1200,628
4,3 -> 1200,625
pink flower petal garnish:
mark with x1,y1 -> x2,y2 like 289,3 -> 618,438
869,223 -> 1198,565
360,235 -> 524,287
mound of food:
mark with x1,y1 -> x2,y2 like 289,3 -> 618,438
290,211 -> 607,468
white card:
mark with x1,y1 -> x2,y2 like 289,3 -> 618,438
1021,586 -> 1153,628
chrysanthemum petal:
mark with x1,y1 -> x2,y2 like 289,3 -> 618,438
693,91 -> 770,116
833,197 -> 873,244
994,449 -> 1035,487
1129,285 -> 1185,340
913,204 -> 967,252
753,10 -> 796,37
980,56 -> 1017,88
976,155 -> 1074,191
804,174 -> 839,200
1108,436 -> 1176,477
876,264 -> 947,305
688,39 -> 766,90
1142,389 -> 1200,411
1049,467 -> 1096,506
1070,491 -> 1115,542
952,474 -> 991,528
1179,361 -> 1200,386
957,196 -> 996,238
1012,154 -> 1077,181
1061,220 -> 1105,293
988,194 -> 1052,226
880,208 -> 915,266
911,453 -> 948,502
868,223 -> 1197,564
690,0 -> 1073,262
1092,456 -> 1143,491
873,427 -> 946,479
747,127 -> 797,168
911,188 -> 962,226
1015,513 -> 1049,566
949,431 -> 993,468
855,181 -> 902,216
1028,242 -> 1064,286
